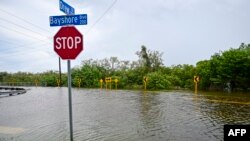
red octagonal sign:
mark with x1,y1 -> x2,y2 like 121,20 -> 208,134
54,26 -> 83,60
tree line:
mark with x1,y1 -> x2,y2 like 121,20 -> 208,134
0,43 -> 249,91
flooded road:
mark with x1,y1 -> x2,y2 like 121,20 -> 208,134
0,87 -> 249,141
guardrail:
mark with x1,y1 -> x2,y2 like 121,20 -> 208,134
0,87 -> 26,96
0,82 -> 34,86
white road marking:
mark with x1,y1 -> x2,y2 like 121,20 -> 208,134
0,126 -> 26,134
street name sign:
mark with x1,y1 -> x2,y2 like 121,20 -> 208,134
54,26 -> 83,60
59,0 -> 75,15
50,14 -> 87,27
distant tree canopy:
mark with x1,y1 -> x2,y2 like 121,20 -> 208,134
196,43 -> 250,91
0,43 -> 249,91
136,45 -> 164,72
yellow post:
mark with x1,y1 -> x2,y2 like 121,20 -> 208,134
105,77 -> 112,90
57,79 -> 60,87
78,78 -> 82,88
35,79 -> 38,87
195,82 -> 198,94
114,78 -> 118,89
194,76 -> 199,94
110,77 -> 112,90
105,77 -> 108,90
100,79 -> 103,89
143,77 -> 147,90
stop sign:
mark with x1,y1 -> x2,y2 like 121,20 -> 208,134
54,26 -> 83,60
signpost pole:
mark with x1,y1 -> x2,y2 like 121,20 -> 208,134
50,1 -> 87,140
143,77 -> 147,91
110,78 -> 112,90
100,79 -> 103,89
59,57 -> 61,87
115,80 -> 117,90
67,60 -> 73,141
105,78 -> 108,90
194,76 -> 199,94
195,82 -> 197,94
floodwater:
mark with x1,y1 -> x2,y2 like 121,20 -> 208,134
0,87 -> 249,141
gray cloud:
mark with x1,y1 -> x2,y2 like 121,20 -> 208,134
0,0 -> 250,72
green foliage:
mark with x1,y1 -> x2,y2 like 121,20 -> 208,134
0,70 -> 67,87
42,75 -> 56,86
196,60 -> 211,90
71,62 -> 104,88
0,72 -> 8,82
0,43 -> 249,91
169,64 -> 195,89
136,45 -> 164,73
196,43 -> 250,91
40,71 -> 62,86
146,71 -> 171,90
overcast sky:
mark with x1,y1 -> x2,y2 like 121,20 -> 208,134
0,0 -> 250,73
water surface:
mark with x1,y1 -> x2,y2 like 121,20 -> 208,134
0,87 -> 249,141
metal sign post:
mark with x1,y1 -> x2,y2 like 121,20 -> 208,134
194,82 -> 198,94
50,1 -> 88,140
67,60 -> 73,141
59,57 -> 62,87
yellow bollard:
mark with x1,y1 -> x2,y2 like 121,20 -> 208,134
106,82 -> 108,90
110,77 -> 112,90
143,77 -> 147,90
105,77 -> 112,90
105,77 -> 108,90
100,79 -> 103,89
114,78 -> 118,89
78,78 -> 82,88
56,79 -> 61,87
35,79 -> 39,87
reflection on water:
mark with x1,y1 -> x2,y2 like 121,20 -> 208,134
197,92 -> 250,125
0,87 -> 249,141
137,92 -> 165,140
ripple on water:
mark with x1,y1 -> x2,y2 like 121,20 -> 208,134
0,88 -> 249,141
